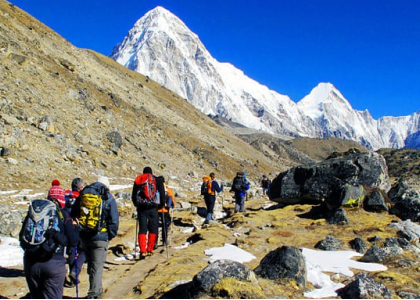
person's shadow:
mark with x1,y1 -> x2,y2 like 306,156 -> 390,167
0,267 -> 24,278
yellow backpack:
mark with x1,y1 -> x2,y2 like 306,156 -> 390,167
79,184 -> 106,233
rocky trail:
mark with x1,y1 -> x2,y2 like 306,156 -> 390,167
0,208 -> 191,299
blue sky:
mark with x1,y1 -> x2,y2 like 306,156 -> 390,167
10,0 -> 420,119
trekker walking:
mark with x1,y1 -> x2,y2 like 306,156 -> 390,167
261,175 -> 271,196
71,177 -> 119,299
132,167 -> 164,259
231,172 -> 250,213
20,195 -> 79,298
47,179 -> 66,211
158,178 -> 175,246
64,177 -> 86,288
201,172 -> 223,224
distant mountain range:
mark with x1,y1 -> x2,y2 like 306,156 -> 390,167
110,6 -> 420,150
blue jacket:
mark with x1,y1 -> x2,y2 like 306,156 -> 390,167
71,182 -> 119,242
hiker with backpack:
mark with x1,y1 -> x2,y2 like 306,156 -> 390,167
132,167 -> 165,259
47,179 -> 66,210
157,178 -> 175,247
261,175 -> 271,196
71,176 -> 119,299
230,171 -> 250,213
64,177 -> 84,214
201,172 -> 223,224
64,177 -> 86,289
19,195 -> 79,299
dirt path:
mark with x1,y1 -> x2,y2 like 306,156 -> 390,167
0,217 -> 179,299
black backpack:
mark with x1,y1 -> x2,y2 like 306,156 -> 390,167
232,176 -> 246,192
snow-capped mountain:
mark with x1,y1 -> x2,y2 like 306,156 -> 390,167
110,6 -> 420,150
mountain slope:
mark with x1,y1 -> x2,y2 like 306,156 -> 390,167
0,0 -> 287,193
111,6 -> 420,150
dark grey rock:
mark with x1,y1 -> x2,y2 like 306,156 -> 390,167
388,180 -> 409,202
336,272 -> 392,299
315,235 -> 343,251
254,246 -> 306,286
327,208 -> 348,225
349,237 -> 368,254
269,152 -> 390,209
192,259 -> 257,294
359,245 -> 403,263
364,189 -> 389,212
390,196 -> 420,222
336,184 -> 365,208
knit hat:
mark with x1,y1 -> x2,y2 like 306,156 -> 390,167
97,176 -> 110,189
51,179 -> 60,186
143,167 -> 153,174
48,185 -> 65,208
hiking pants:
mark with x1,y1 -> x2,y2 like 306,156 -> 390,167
67,242 -> 86,280
24,254 -> 66,299
205,195 -> 216,221
234,194 -> 246,212
80,238 -> 108,299
137,207 -> 159,235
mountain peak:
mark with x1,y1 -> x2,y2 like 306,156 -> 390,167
110,7 -> 420,150
297,82 -> 353,114
141,6 -> 175,22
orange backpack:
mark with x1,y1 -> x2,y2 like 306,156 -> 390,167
200,176 -> 213,196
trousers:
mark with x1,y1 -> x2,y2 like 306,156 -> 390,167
80,238 -> 108,299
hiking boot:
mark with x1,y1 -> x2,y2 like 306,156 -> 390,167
147,251 -> 153,256
139,252 -> 147,260
64,279 -> 75,288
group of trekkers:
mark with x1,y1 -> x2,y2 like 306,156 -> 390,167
18,167 -> 270,299
200,172 -> 271,224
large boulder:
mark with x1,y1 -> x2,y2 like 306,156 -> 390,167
254,246 -> 306,286
268,151 -> 390,209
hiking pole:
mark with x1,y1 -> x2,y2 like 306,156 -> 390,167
162,211 -> 169,260
75,245 -> 79,299
169,207 -> 174,246
134,216 -> 139,260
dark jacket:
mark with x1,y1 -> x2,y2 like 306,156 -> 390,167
71,182 -> 119,242
206,181 -> 223,201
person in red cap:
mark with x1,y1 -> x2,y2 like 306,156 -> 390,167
47,179 -> 66,209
